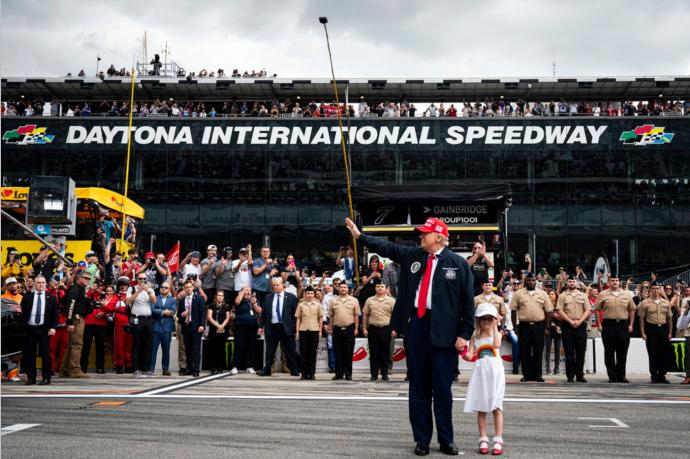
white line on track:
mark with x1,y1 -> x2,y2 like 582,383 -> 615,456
1,424 -> 41,436
135,372 -> 229,396
2,394 -> 689,404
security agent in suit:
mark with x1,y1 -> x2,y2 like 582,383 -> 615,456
346,217 -> 474,457
257,277 -> 300,376
20,275 -> 58,385
177,279 -> 206,377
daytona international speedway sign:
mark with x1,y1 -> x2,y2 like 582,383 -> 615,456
1,119 -> 682,149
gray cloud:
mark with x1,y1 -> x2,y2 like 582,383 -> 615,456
1,0 -> 688,78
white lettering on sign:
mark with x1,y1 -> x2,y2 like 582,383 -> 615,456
433,205 -> 488,214
63,124 -> 608,145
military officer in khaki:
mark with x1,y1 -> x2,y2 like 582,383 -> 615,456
362,281 -> 395,381
328,282 -> 360,380
475,281 -> 508,318
510,273 -> 553,382
594,275 -> 636,383
295,286 -> 323,380
638,282 -> 673,384
555,275 -> 591,382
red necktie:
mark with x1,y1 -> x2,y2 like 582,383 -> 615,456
417,254 -> 435,318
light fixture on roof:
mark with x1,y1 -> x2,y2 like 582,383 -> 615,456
658,93 -> 663,98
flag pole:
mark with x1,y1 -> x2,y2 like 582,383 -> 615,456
119,68 -> 136,256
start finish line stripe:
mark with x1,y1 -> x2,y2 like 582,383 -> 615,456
2,394 -> 690,404
1,424 -> 41,436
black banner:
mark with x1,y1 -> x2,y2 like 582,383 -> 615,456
1,117 -> 686,152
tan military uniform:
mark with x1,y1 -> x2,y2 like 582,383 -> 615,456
295,299 -> 323,331
594,289 -> 635,320
509,288 -> 553,322
555,290 -> 590,321
329,295 -> 360,327
363,295 -> 395,327
638,298 -> 672,325
474,293 -> 507,318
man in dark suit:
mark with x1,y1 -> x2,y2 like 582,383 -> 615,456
177,279 -> 206,377
257,277 -> 299,376
346,217 -> 474,456
20,275 -> 58,385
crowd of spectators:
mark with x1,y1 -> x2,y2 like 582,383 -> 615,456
2,96 -> 687,118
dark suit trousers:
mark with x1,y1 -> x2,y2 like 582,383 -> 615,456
517,321 -> 545,380
602,319 -> 630,380
408,313 -> 456,445
23,325 -> 51,381
131,317 -> 153,372
80,324 -> 106,371
263,323 -> 298,373
299,330 -> 319,377
182,324 -> 202,373
333,324 -> 355,378
644,323 -> 669,380
209,331 -> 229,371
367,325 -> 391,378
561,322 -> 587,379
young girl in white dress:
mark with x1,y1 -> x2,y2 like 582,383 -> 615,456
463,303 -> 505,455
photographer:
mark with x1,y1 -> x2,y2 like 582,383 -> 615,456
252,246 -> 279,305
336,246 -> 355,289
200,245 -> 218,303
80,282 -> 115,374
124,272 -> 156,378
136,252 -> 171,294
467,242 -> 495,296
232,246 -> 253,293
180,250 -> 203,281
214,247 -> 236,305
2,250 -> 28,282
112,277 -> 133,373
59,270 -> 94,378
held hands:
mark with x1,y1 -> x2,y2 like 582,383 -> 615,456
344,218 -> 361,239
455,337 -> 466,352
197,326 -> 205,334
391,330 -> 398,338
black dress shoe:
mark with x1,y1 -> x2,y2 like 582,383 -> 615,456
25,380 -> 36,386
618,378 -> 630,383
576,377 -> 588,383
178,368 -> 188,376
370,376 -> 377,381
535,377 -> 545,382
39,379 -> 51,385
257,370 -> 272,376
96,368 -> 106,374
345,375 -> 352,381
332,376 -> 343,381
567,377 -> 575,383
328,368 -> 335,373
290,371 -> 301,377
520,377 -> 529,382
309,375 -> 316,380
512,368 -> 519,375
192,372 -> 200,377
608,378 -> 616,383
414,443 -> 430,456
440,442 -> 459,455
658,378 -> 670,384
381,375 -> 389,381
115,367 -> 124,374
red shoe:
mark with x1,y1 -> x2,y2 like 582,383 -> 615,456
478,438 -> 490,455
492,439 -> 504,455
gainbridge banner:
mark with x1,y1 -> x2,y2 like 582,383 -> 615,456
1,118 -> 685,152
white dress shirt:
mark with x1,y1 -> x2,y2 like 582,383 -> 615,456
28,291 -> 45,326
272,292 -> 284,324
414,248 -> 444,311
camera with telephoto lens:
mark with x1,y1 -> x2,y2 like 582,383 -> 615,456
187,274 -> 198,281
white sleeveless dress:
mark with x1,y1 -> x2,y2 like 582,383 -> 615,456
463,336 -> 505,413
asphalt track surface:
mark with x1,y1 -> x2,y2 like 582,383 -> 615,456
2,372 -> 689,458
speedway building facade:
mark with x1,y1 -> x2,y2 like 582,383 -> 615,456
1,75 -> 689,277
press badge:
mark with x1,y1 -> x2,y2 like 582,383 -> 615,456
133,317 -> 139,325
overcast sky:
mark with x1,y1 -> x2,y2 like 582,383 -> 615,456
1,0 -> 689,78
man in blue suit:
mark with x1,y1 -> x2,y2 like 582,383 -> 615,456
257,277 -> 300,376
346,217 -> 474,456
20,275 -> 58,385
177,279 -> 206,377
150,281 -> 177,376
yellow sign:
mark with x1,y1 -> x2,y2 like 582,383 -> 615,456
1,240 -> 133,266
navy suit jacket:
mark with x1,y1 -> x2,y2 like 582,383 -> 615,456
20,291 -> 58,330
177,294 -> 206,330
152,294 -> 177,333
261,291 -> 298,337
360,234 -> 475,348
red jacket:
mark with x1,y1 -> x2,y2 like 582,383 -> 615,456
112,292 -> 130,327
47,288 -> 67,326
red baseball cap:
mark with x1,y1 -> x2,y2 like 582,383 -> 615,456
415,217 -> 449,238
145,251 -> 155,260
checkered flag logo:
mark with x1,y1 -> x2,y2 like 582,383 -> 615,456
2,125 -> 55,145
619,125 -> 674,146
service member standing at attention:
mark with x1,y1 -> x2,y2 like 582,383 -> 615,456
346,217 -> 474,457
295,286 -> 323,380
328,282 -> 360,381
510,273 -> 553,382
638,282 -> 672,384
555,275 -> 591,382
362,280 -> 395,381
20,275 -> 58,385
594,275 -> 636,383
474,281 -> 507,318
